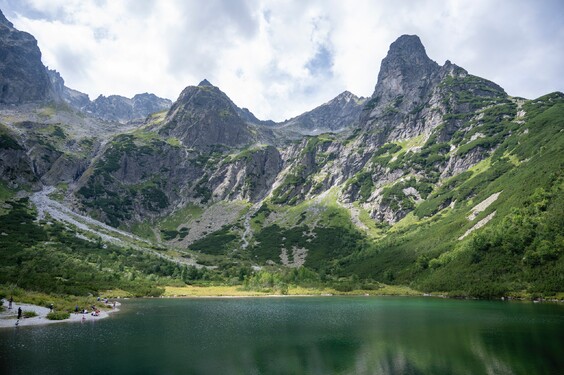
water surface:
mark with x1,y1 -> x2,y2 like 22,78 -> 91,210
1,297 -> 562,374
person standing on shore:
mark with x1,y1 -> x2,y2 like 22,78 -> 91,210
8,296 -> 13,309
17,307 -> 22,319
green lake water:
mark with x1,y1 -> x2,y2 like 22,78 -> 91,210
1,297 -> 563,374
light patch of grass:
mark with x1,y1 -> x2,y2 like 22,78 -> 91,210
131,130 -> 158,143
164,284 -> 421,297
164,285 -> 271,297
130,221 -> 157,241
147,110 -> 167,125
159,204 -> 203,231
356,205 -> 385,238
394,133 -> 426,150
467,157 -> 491,176
390,211 -> 424,232
504,152 -> 521,166
37,105 -> 56,118
166,137 -> 181,147
367,284 -> 421,296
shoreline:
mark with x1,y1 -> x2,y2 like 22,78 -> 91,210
161,286 -> 564,303
0,299 -> 121,329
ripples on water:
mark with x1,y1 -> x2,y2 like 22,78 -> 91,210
1,297 -> 563,375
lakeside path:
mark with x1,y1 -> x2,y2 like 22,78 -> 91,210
0,299 -> 121,329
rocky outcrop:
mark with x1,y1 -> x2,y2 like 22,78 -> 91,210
209,145 -> 283,202
47,69 -> 90,109
0,125 -> 37,188
0,10 -> 56,104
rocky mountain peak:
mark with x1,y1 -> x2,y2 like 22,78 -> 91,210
0,9 -> 13,28
280,90 -> 366,135
372,34 -> 439,100
383,35 -> 433,67
198,79 -> 213,87
160,81 -> 255,149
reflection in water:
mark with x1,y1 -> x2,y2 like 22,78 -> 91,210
1,297 -> 562,375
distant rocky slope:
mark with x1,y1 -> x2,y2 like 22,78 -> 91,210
47,69 -> 172,123
280,91 -> 366,135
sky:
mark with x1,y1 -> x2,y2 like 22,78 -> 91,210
1,0 -> 562,122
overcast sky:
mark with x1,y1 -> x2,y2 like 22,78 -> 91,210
1,0 -> 562,121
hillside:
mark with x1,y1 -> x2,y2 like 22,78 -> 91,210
0,11 -> 562,300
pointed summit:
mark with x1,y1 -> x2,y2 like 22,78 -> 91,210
365,34 -> 439,113
161,80 -> 255,149
385,35 -> 432,65
198,79 -> 213,87
375,35 -> 439,92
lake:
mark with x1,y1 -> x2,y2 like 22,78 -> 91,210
1,297 -> 563,374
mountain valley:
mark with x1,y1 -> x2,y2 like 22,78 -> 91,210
0,9 -> 562,300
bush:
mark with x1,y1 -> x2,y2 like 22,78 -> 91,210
46,311 -> 70,320
23,310 -> 38,318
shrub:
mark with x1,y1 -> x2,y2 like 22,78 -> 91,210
46,311 -> 70,320
23,310 -> 38,318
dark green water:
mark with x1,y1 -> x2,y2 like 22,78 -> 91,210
1,297 -> 563,374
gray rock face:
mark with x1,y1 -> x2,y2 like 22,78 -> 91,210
159,80 -> 255,150
360,35 -> 442,136
371,35 -> 439,110
281,91 -> 366,135
236,107 -> 276,127
0,10 -> 55,104
84,93 -> 172,123
131,93 -> 172,120
47,69 -> 90,108
0,126 -> 37,188
209,145 -> 283,202
47,69 -> 171,122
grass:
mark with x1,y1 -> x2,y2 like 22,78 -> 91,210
0,285 -> 111,313
394,133 -> 427,150
158,204 -> 203,231
46,311 -> 71,320
130,221 -> 157,241
23,310 -> 38,318
163,284 -> 421,297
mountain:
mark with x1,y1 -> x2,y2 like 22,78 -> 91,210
47,69 -> 172,123
0,12 -> 562,300
280,91 -> 366,135
84,93 -> 172,123
157,79 -> 257,149
0,9 -> 56,104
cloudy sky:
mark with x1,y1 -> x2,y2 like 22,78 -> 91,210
1,0 -> 562,121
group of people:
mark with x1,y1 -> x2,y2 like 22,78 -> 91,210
74,304 -> 100,316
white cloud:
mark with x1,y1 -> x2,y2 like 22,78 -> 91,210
1,0 -> 562,120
